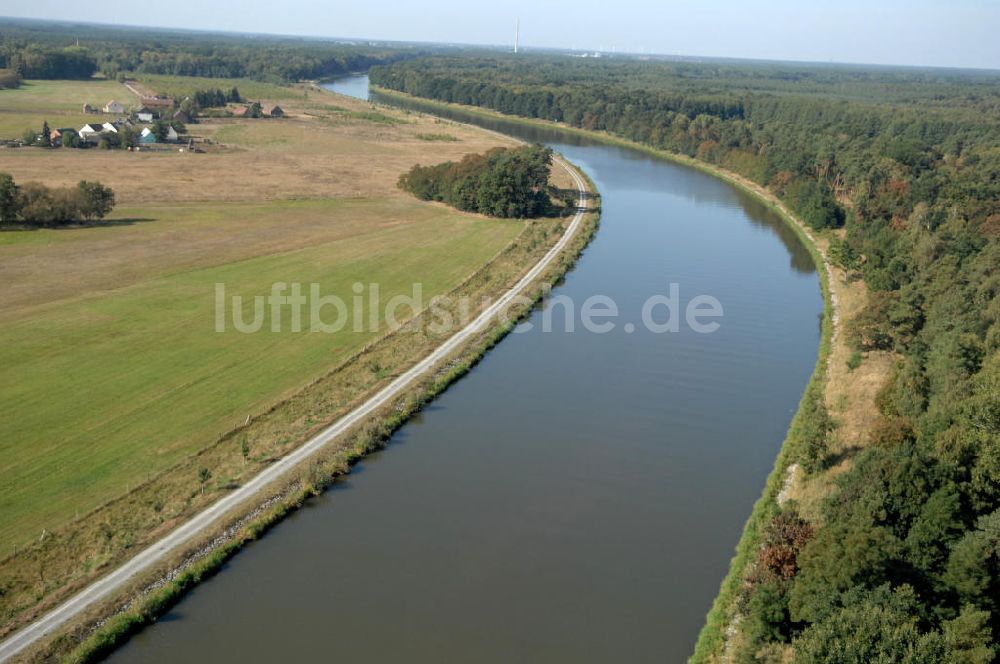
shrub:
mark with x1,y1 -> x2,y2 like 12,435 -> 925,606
0,68 -> 20,89
869,415 -> 916,448
797,383 -> 834,473
848,291 -> 898,351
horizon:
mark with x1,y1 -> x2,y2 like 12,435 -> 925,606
2,0 -> 999,71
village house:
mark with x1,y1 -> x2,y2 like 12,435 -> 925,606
136,107 -> 157,123
139,125 -> 180,144
78,122 -> 119,143
172,109 -> 191,124
103,100 -> 126,114
78,123 -> 102,136
82,103 -> 95,114
141,96 -> 175,111
265,105 -> 284,118
49,128 -> 78,147
78,123 -> 105,141
231,105 -> 249,118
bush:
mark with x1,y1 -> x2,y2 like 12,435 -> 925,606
0,68 -> 20,89
869,415 -> 916,448
848,291 -> 898,351
793,585 -> 941,662
797,383 -> 833,473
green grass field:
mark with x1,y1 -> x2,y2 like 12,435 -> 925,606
0,198 -> 519,550
0,75 -> 302,139
0,78 -> 130,138
0,76 -> 531,558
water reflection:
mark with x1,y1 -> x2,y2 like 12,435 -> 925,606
108,74 -> 823,664
366,85 -> 815,275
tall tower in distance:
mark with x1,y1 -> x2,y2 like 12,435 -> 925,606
515,18 -> 520,54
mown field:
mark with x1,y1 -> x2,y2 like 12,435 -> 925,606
0,77 -> 527,554
0,200 -> 518,550
0,78 -> 131,137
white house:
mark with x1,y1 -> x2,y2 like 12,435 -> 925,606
78,123 -> 101,136
136,110 -> 154,123
78,123 -> 105,140
103,99 -> 125,114
165,125 -> 179,142
78,122 -> 119,143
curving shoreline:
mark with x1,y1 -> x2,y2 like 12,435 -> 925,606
365,85 -> 840,663
0,149 -> 600,663
7,82 -> 836,663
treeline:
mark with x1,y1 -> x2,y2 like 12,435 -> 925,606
0,44 -> 97,79
0,20 -> 415,83
191,87 -> 242,108
372,57 -> 1000,233
0,174 -> 115,225
109,47 -> 394,82
399,145 -> 559,218
374,55 -> 1000,660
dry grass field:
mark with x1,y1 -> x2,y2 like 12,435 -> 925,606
0,81 -> 522,202
0,78 -> 539,556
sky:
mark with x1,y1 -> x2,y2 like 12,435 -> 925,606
3,0 -> 999,70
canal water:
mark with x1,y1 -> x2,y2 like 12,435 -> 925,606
109,75 -> 822,663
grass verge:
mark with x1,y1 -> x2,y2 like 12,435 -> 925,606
0,76 -> 564,647
0,198 -> 518,552
36,180 -> 600,664
365,87 -> 841,663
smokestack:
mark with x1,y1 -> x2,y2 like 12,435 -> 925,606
515,18 -> 520,54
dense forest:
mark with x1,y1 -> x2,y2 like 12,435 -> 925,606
373,56 -> 1000,661
2,13 -> 998,656
399,144 -> 565,218
0,19 -> 414,82
0,44 -> 96,79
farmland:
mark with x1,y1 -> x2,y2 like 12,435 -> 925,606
0,75 -> 576,633
0,198 -> 518,550
0,78 -> 130,137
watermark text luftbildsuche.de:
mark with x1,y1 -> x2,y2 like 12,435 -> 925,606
214,282 -> 723,336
